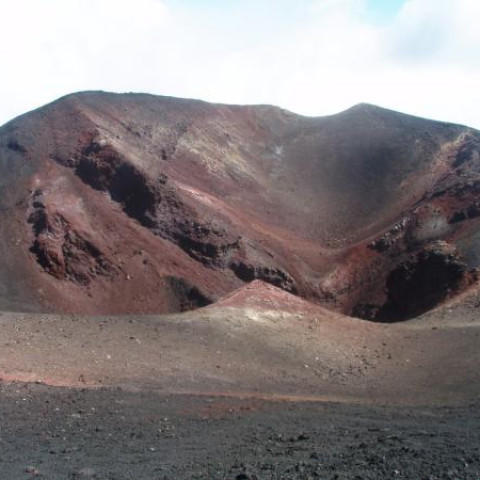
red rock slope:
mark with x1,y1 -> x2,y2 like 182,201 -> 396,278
0,92 -> 479,320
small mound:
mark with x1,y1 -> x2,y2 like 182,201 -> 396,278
211,280 -> 329,314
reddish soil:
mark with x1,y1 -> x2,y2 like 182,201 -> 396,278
0,280 -> 479,406
0,92 -> 479,320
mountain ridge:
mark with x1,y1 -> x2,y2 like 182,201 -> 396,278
0,91 -> 479,320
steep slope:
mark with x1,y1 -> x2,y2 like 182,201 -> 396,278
0,91 -> 479,319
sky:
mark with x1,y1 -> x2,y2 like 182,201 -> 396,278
0,0 -> 479,128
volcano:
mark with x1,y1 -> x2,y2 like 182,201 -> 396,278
1,91 -> 479,320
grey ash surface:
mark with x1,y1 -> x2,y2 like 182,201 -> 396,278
1,383 -> 479,480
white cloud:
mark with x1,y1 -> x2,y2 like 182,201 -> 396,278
0,0 -> 171,121
0,0 -> 479,129
389,0 -> 480,67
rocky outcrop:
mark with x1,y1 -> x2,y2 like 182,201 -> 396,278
165,276 -> 212,312
27,189 -> 118,285
54,135 -> 241,268
230,261 -> 297,294
368,219 -> 409,253
375,242 -> 474,321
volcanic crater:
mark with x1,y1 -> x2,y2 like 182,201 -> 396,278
1,91 -> 480,321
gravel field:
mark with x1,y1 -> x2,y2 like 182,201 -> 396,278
1,384 -> 479,480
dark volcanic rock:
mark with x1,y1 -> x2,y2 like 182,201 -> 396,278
376,242 -> 472,321
165,276 -> 212,311
1,384 -> 480,480
230,261 -> 297,294
27,189 -> 118,285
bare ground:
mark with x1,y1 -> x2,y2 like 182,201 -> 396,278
1,286 -> 479,403
1,285 -> 480,479
1,383 -> 479,480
